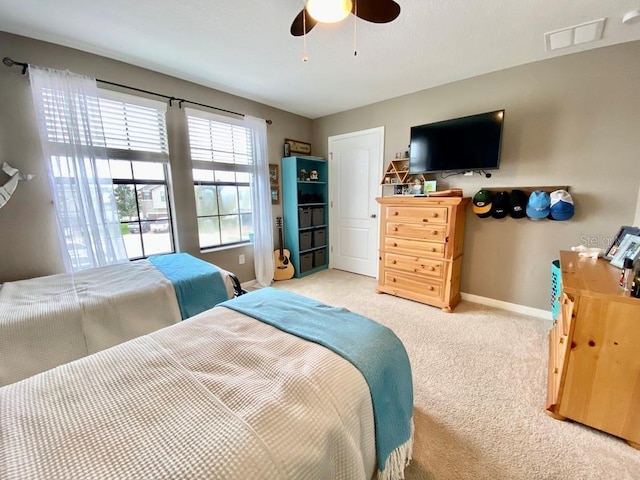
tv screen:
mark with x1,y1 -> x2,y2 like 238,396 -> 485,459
409,110 -> 504,174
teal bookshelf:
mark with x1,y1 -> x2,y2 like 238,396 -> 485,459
281,156 -> 329,278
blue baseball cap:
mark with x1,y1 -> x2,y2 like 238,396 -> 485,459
549,190 -> 574,221
526,190 -> 551,220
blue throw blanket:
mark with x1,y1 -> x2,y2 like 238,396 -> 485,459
220,288 -> 413,476
149,253 -> 229,320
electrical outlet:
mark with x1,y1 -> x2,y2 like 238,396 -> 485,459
239,254 -> 245,265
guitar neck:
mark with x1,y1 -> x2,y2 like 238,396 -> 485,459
278,226 -> 284,256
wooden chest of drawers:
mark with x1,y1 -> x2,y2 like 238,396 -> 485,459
375,196 -> 470,312
546,251 -> 640,448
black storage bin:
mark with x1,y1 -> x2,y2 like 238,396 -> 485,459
312,207 -> 324,226
299,231 -> 312,251
313,228 -> 326,247
300,252 -> 314,273
313,248 -> 326,267
298,207 -> 312,228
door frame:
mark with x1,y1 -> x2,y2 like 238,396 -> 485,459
327,126 -> 384,277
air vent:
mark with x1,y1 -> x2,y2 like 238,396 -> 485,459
544,18 -> 606,51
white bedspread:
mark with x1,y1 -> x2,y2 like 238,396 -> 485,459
0,306 -> 376,480
0,260 -> 182,386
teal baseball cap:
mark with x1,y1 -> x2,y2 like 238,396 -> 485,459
526,190 -> 551,220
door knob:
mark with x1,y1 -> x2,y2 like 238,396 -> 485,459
370,214 -> 377,218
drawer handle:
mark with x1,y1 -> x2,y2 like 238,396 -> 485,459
392,242 -> 398,247
428,266 -> 435,271
391,277 -> 396,283
431,230 -> 437,235
428,286 -> 434,291
422,218 -> 428,223
393,227 -> 398,231
430,248 -> 436,252
392,260 -> 397,265
393,211 -> 399,216
554,367 -> 558,374
431,213 -> 438,218
559,337 -> 564,344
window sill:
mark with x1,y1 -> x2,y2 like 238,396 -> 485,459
200,242 -> 252,255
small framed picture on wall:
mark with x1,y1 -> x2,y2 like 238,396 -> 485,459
271,187 -> 280,205
269,164 -> 279,185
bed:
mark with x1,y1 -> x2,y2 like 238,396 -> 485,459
0,288 -> 414,480
0,253 -> 243,386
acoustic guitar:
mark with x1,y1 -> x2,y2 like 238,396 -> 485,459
273,217 -> 295,281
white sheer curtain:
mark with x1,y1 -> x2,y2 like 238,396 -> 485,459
29,65 -> 128,272
245,115 -> 274,286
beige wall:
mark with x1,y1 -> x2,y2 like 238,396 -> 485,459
0,32 -> 312,284
312,41 -> 640,310
2,31 -> 639,310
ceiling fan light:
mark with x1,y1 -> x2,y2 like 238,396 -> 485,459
306,0 -> 353,23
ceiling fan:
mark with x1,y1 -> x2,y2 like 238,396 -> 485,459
290,0 -> 401,36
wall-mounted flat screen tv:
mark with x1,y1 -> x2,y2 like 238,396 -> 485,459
409,110 -> 505,174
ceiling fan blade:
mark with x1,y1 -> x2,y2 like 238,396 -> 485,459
353,0 -> 401,23
290,8 -> 319,36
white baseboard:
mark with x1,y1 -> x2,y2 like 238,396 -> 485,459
461,292 -> 552,320
241,279 -> 259,290
243,278 -> 551,321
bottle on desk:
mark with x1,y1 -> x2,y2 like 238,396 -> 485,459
620,257 -> 636,293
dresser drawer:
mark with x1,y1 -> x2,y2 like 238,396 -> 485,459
385,206 -> 448,224
547,328 -> 561,407
384,237 -> 445,258
383,271 -> 443,300
386,222 -> 447,242
383,253 -> 444,279
548,324 -> 568,393
559,293 -> 574,336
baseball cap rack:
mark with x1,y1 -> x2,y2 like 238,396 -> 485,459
478,185 -> 569,195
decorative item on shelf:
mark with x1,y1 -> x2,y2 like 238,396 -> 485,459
283,142 -> 291,157
423,180 -> 437,195
309,169 -> 318,181
408,178 -> 422,194
299,169 -> 308,181
285,138 -> 312,155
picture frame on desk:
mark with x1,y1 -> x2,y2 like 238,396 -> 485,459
610,234 -> 640,268
605,226 -> 640,261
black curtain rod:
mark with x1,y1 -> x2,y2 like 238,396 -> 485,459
2,57 -> 272,125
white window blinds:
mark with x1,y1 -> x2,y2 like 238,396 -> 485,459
98,91 -> 169,163
186,108 -> 252,173
40,88 -> 169,163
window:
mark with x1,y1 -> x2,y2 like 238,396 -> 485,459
186,109 -> 253,250
99,91 -> 174,259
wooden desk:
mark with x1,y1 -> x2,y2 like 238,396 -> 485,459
546,251 -> 640,448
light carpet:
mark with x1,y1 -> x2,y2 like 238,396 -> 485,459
264,269 -> 640,480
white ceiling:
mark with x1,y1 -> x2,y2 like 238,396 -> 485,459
1,0 -> 640,119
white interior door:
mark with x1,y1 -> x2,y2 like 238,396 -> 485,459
328,127 -> 384,277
